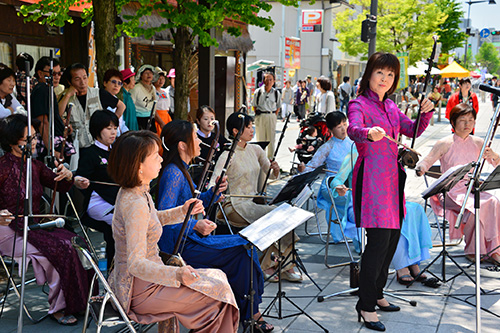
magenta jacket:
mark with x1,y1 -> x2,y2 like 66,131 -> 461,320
347,89 -> 433,229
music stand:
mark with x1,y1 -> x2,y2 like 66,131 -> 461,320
409,162 -> 476,286
250,141 -> 270,151
239,204 -> 328,332
267,166 -> 323,290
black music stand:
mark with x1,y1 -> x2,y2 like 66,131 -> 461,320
239,204 -> 328,332
250,141 -> 270,151
409,162 -> 476,286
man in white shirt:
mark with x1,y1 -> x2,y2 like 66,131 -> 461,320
338,76 -> 351,113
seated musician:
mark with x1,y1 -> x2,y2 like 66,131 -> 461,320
156,120 -> 273,332
107,130 -> 239,332
76,110 -> 119,269
298,111 -> 354,244
416,103 -> 500,265
333,148 -> 437,287
0,114 -> 91,325
212,112 -> 302,283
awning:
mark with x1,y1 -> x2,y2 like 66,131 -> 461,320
247,60 -> 274,71
20,0 -> 91,13
440,61 -> 470,78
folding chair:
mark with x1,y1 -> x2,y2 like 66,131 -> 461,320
323,176 -> 357,268
423,165 -> 463,247
71,237 -> 138,333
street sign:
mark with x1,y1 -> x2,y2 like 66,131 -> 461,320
302,10 -> 323,33
480,28 -> 490,38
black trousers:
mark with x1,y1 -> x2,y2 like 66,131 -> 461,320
357,227 -> 401,312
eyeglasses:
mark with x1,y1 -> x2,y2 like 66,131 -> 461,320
110,79 -> 123,86
41,70 -> 62,77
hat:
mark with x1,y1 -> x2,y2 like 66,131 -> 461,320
155,66 -> 167,76
136,64 -> 155,81
167,68 -> 175,78
306,75 -> 312,79
120,68 -> 135,81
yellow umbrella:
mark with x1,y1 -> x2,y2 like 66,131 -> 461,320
439,61 -> 470,78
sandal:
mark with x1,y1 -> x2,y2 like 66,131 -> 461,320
263,271 -> 279,283
254,320 -> 274,333
396,274 -> 414,286
421,277 -> 441,288
50,313 -> 78,326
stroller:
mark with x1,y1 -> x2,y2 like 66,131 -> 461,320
290,112 -> 331,173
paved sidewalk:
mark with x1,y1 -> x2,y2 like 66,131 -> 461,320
2,101 -> 500,332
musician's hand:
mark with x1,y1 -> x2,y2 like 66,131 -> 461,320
194,219 -> 217,236
176,265 -> 200,286
420,97 -> 434,113
74,176 -> 90,189
335,185 -> 348,197
215,176 -> 228,194
297,162 -> 306,173
216,194 -> 225,203
54,161 -> 73,182
181,198 -> 205,216
270,160 -> 280,177
415,166 -> 424,177
367,126 -> 385,142
484,147 -> 500,163
0,209 -> 14,226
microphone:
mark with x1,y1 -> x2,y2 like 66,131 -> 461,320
479,84 -> 500,96
67,102 -> 74,112
28,218 -> 65,231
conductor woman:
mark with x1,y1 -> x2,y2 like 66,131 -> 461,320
347,52 -> 434,331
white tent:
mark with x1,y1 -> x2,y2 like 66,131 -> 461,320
407,61 -> 441,76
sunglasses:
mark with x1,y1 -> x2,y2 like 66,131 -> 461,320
110,79 -> 123,86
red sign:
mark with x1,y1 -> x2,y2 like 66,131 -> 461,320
302,10 -> 323,33
284,37 -> 301,69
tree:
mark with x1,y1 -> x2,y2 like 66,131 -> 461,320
434,0 -> 466,55
20,0 -> 304,120
333,0 -> 446,65
476,42 -> 500,75
20,0 -> 118,86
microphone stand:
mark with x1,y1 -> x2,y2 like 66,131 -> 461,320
45,50 -> 56,168
454,85 -> 500,333
18,60 -> 35,333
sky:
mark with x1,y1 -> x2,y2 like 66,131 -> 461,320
460,0 -> 499,31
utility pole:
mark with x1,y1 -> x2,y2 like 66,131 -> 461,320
368,0 -> 378,57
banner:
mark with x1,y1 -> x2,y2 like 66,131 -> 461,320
284,37 -> 301,69
88,21 -> 97,88
396,51 -> 409,90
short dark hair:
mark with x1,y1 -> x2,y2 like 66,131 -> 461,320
325,111 -> 346,130
196,105 -> 216,122
358,52 -> 400,98
124,77 -> 132,85
0,114 -> 29,152
306,126 -> 317,136
459,78 -> 471,86
108,130 -> 160,188
61,63 -> 88,87
34,57 -> 60,80
264,72 -> 275,80
103,69 -> 123,83
317,76 -> 332,91
449,103 -> 476,129
15,53 -> 34,72
89,110 -> 119,140
0,63 -> 15,85
343,76 -> 350,83
226,112 -> 253,139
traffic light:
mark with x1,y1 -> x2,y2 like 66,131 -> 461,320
492,30 -> 499,35
361,16 -> 377,43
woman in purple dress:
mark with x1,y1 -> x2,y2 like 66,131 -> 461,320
0,114 -> 91,325
347,52 -> 434,331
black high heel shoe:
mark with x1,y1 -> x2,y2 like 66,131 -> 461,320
376,302 -> 400,312
356,305 -> 386,331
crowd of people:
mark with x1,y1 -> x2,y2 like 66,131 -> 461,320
1,49 -> 500,333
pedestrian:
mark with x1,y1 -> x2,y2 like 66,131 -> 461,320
295,80 -> 309,122
316,76 -> 335,114
306,75 -> 315,112
252,72 -> 281,159
120,68 -> 139,131
338,76 -> 352,113
153,67 -> 172,134
445,78 -> 478,121
130,64 -> 156,130
281,80 -> 294,121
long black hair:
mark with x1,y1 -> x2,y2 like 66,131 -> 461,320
159,120 -> 196,195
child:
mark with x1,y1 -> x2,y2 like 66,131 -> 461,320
289,125 -> 321,153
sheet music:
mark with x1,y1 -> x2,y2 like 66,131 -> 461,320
292,185 -> 313,208
239,203 -> 314,252
421,163 -> 472,199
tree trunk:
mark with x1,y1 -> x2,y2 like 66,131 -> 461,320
173,26 -> 192,120
92,0 -> 117,86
